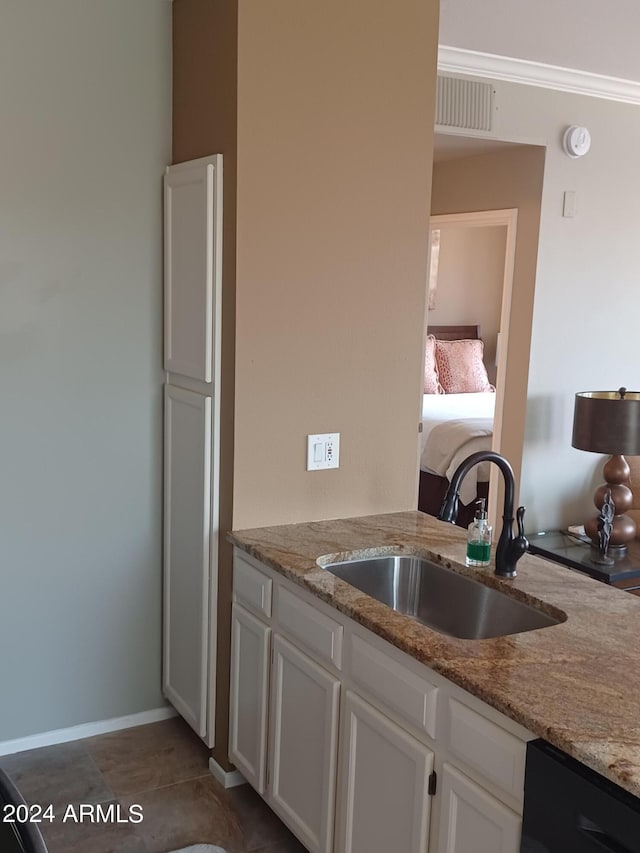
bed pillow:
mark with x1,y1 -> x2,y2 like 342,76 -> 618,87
424,335 -> 444,394
435,338 -> 495,394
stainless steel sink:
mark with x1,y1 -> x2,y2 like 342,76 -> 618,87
319,554 -> 565,640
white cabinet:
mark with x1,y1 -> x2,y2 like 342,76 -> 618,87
277,585 -> 343,670
164,154 -> 222,383
437,764 -> 521,853
229,550 -> 532,853
229,604 -> 270,794
163,154 -> 223,748
163,385 -> 212,738
267,634 -> 340,853
335,690 -> 434,853
444,698 -> 526,805
229,560 -> 341,853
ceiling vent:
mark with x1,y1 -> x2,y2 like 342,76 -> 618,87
435,75 -> 494,132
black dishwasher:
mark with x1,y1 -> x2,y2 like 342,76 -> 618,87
521,739 -> 640,853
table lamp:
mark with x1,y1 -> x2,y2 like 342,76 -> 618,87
572,388 -> 640,556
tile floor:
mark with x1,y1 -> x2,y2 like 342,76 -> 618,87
0,717 -> 306,853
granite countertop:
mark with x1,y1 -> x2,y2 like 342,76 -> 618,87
228,510 -> 640,798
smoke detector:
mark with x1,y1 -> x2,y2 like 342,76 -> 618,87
563,126 -> 591,158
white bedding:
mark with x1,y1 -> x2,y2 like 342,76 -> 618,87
420,392 -> 496,505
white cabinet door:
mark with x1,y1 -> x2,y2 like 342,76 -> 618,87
268,634 -> 340,853
229,603 -> 270,794
437,763 -> 521,853
335,690 -> 434,853
164,154 -> 222,383
163,385 -> 211,740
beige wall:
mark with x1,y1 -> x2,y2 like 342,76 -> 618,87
430,224 -> 507,384
172,0 -> 439,765
172,0 -> 238,770
234,0 -> 439,528
430,145 -> 546,497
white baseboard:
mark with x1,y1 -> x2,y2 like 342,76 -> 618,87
208,756 -> 246,788
0,706 -> 178,757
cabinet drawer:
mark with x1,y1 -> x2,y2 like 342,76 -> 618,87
233,553 -> 272,618
445,698 -> 526,803
350,634 -> 438,739
276,585 -> 343,670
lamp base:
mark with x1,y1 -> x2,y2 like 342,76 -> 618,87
585,454 -> 636,556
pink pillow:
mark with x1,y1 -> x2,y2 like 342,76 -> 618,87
435,339 -> 495,394
424,335 -> 444,394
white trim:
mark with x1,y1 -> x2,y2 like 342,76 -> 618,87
208,756 -> 246,789
206,153 -> 223,751
438,45 -> 640,106
165,153 -> 222,173
0,706 -> 177,757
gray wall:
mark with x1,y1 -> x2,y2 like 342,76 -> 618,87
479,80 -> 640,531
0,0 -> 172,741
439,0 -> 640,81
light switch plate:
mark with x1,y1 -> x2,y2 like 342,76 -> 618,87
307,433 -> 340,470
563,190 -> 576,218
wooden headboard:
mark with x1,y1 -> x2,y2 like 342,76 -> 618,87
427,324 -> 480,341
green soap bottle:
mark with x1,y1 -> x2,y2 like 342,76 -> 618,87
466,499 -> 492,567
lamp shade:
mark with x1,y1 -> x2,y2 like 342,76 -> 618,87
572,390 -> 640,456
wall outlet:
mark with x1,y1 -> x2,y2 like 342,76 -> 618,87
307,433 -> 340,470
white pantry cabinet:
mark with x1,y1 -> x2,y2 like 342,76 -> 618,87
163,154 -> 222,747
229,549 -> 531,853
164,154 -> 222,383
163,385 -> 211,737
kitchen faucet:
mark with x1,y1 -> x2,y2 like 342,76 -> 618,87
438,450 -> 528,578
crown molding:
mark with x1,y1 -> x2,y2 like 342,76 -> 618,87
438,45 -> 640,106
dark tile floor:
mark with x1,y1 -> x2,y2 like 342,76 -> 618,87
0,717 -> 306,853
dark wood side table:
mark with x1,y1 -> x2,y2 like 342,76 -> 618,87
528,530 -> 640,596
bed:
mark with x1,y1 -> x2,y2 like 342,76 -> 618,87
418,324 -> 495,526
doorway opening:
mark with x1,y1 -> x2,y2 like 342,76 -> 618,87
417,132 -> 547,530
422,209 -> 517,528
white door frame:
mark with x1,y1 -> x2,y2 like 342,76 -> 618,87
427,208 -> 518,527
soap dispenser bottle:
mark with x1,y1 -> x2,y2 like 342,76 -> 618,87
466,499 -> 492,567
